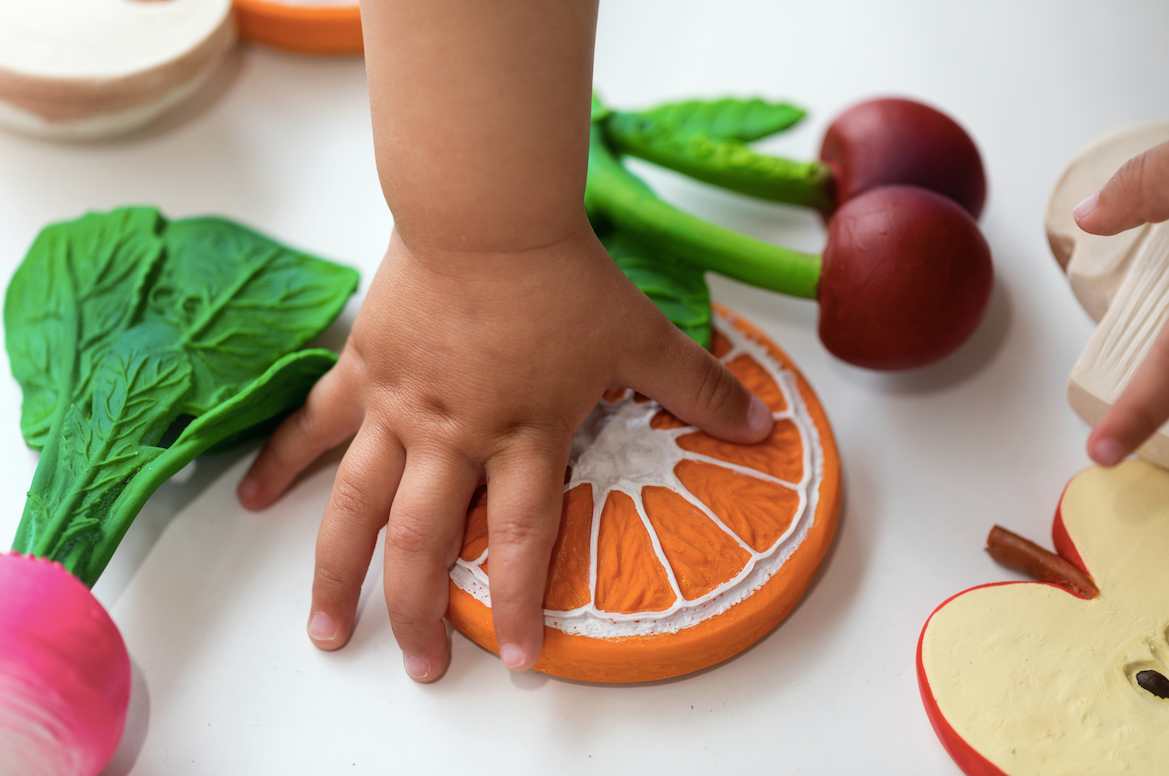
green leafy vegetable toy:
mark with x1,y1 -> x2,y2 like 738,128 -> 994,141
6,207 -> 359,586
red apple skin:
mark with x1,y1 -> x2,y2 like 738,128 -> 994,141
817,185 -> 993,370
916,500 -> 1094,776
1052,494 -> 1089,575
918,583 -> 1016,776
820,98 -> 987,219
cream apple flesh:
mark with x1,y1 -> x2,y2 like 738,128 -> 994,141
918,460 -> 1169,775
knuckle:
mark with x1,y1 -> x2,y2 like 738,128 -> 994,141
492,421 -> 572,460
312,563 -> 352,602
693,358 -> 739,419
384,594 -> 446,633
386,516 -> 435,557
487,514 -> 549,549
290,403 -> 319,438
384,604 -> 432,635
329,474 -> 375,521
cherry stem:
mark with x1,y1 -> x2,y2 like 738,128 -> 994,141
604,111 -> 836,211
986,525 -> 1099,599
586,123 -> 821,299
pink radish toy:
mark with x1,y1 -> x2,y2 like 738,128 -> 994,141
1,209 -> 360,773
0,553 -> 129,776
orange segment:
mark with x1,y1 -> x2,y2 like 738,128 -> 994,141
595,491 -> 677,614
650,409 -> 690,430
725,354 -> 787,412
602,387 -> 629,403
675,460 -> 801,553
710,329 -> 733,358
460,488 -> 489,562
543,485 -> 594,611
642,486 -> 751,600
677,419 -> 804,482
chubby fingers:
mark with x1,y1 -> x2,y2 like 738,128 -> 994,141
482,440 -> 569,672
383,453 -> 480,683
238,362 -> 363,510
1088,317 -> 1169,466
626,318 -> 773,444
308,423 -> 405,650
1074,140 -> 1169,236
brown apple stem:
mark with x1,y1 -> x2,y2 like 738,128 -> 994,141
986,525 -> 1099,599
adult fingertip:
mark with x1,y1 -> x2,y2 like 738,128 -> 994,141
1089,435 -> 1125,467
1073,191 -> 1099,223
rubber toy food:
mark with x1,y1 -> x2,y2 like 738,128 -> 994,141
447,305 -> 841,682
234,0 -> 362,54
1046,121 -> 1169,467
1,207 -> 358,775
589,94 -> 993,370
607,96 -> 987,218
0,0 -> 235,139
918,461 -> 1169,775
0,553 -> 129,776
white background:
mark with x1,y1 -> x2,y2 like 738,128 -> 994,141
1,1 -> 1167,773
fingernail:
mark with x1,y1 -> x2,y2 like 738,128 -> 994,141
1073,192 -> 1099,221
308,611 -> 335,641
238,475 -> 258,502
748,396 -> 774,438
499,642 -> 527,670
403,654 -> 430,680
1091,437 -> 1124,467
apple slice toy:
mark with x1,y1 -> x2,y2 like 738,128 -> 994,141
588,96 -> 993,370
1046,122 -> 1169,467
234,0 -> 363,55
918,461 -> 1169,775
0,0 -> 235,139
604,96 -> 987,218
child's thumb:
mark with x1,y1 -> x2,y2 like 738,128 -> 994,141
1074,140 -> 1169,236
623,319 -> 774,445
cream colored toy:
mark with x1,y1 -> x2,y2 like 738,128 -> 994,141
1046,122 -> 1169,466
0,0 -> 235,139
919,461 -> 1169,775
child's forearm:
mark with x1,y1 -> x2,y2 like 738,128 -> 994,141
361,0 -> 599,254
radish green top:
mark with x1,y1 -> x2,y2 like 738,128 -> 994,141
6,208 -> 358,586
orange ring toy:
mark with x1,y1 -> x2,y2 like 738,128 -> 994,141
447,304 -> 842,683
233,0 -> 362,55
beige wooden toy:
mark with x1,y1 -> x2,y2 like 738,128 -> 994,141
1046,122 -> 1169,466
0,0 -> 235,140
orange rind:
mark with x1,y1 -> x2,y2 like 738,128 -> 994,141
233,0 -> 362,55
447,305 -> 841,682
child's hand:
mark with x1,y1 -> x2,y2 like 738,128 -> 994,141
237,225 -> 772,681
235,0 -> 772,682
1073,140 -> 1169,465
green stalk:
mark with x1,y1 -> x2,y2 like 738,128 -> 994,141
78,350 -> 335,586
605,111 -> 836,211
586,124 -> 821,298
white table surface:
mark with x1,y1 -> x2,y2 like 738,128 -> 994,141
2,1 -> 1168,773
